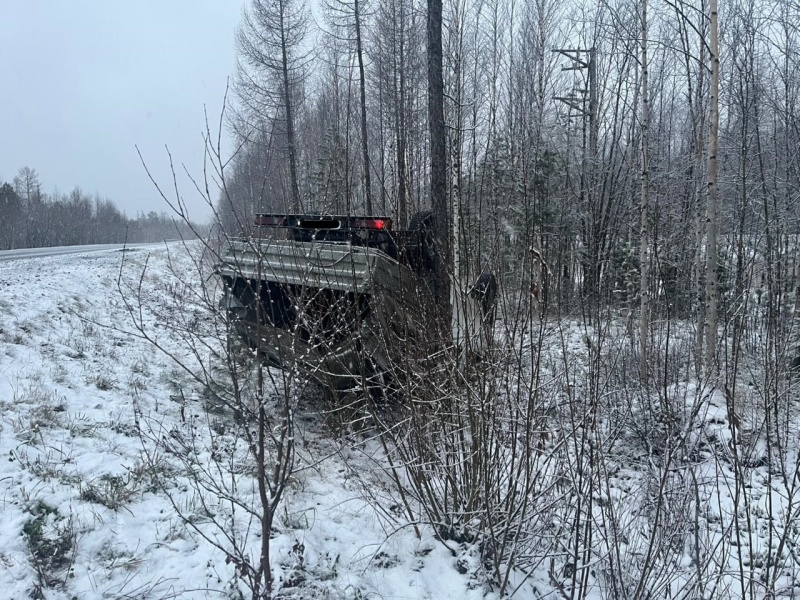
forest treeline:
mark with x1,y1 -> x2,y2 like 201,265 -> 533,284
217,0 -> 800,322
0,167 -> 201,250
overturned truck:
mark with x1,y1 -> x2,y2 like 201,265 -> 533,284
217,213 -> 444,390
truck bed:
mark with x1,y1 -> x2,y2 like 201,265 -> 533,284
217,235 -> 431,388
218,237 -> 410,295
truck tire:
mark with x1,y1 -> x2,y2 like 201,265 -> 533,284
409,210 -> 436,274
470,272 -> 497,321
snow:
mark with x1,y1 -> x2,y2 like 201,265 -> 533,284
3,243 -> 800,599
0,244 -> 495,599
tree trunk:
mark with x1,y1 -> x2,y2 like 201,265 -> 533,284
705,0 -> 719,375
280,2 -> 302,212
640,0 -> 650,381
427,0 -> 450,313
354,0 -> 373,213
449,1 -> 466,345
394,0 -> 409,226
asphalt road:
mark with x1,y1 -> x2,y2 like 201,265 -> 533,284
0,243 -> 169,262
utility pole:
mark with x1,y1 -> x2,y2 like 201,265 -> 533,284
553,48 -> 597,159
553,47 -> 599,301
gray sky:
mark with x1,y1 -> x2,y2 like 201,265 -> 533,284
1,1 -> 245,222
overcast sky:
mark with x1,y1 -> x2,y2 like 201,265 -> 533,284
1,1 -> 246,222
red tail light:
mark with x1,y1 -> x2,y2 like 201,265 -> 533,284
354,218 -> 391,231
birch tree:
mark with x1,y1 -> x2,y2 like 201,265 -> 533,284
705,0 -> 719,374
639,0 -> 650,380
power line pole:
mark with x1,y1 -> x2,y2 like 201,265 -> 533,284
553,47 -> 599,300
553,47 -> 597,157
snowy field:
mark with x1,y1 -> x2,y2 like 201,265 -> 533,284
0,244 -> 476,599
2,242 -> 800,599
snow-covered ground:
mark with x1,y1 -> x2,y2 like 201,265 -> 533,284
2,242 -> 800,600
0,244 -> 482,599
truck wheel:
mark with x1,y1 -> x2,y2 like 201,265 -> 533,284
409,210 -> 436,274
471,272 -> 498,320
365,359 -> 397,402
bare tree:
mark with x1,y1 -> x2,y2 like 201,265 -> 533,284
374,0 -> 407,221
236,0 -> 311,212
126,136 -> 308,599
639,0 -> 650,380
320,0 -> 376,213
704,0 -> 719,375
353,0 -> 374,212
